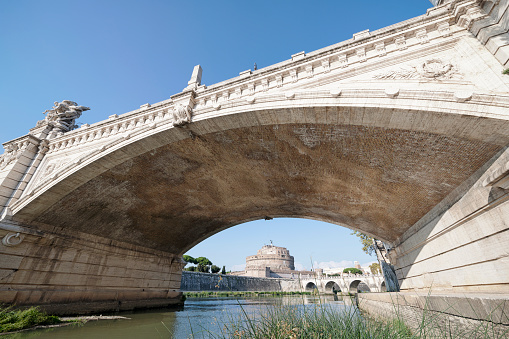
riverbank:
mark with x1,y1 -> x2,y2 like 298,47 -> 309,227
6,294 -> 506,338
1,295 -> 353,338
0,306 -> 130,336
0,306 -> 63,334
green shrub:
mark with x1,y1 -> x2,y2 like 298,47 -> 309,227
0,306 -> 61,333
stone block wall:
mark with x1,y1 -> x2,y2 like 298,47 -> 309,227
0,222 -> 185,315
181,271 -> 302,292
358,292 -> 509,336
470,0 -> 509,68
394,146 -> 509,293
0,135 -> 42,217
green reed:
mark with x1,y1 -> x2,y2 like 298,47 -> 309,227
205,299 -> 413,339
0,306 -> 61,333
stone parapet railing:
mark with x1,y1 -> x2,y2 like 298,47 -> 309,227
35,87 -> 509,158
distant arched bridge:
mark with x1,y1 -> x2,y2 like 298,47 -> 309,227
300,274 -> 385,294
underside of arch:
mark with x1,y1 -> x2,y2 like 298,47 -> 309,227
13,105 -> 507,254
305,282 -> 318,291
325,281 -> 341,293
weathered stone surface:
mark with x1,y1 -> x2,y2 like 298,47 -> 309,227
27,122 -> 502,254
181,271 -> 301,292
393,145 -> 509,293
358,292 -> 509,336
0,223 -> 184,315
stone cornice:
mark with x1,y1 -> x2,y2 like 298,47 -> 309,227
32,86 -> 509,160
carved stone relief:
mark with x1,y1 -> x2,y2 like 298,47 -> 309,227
43,163 -> 56,177
0,144 -> 22,170
0,138 -> 37,171
322,59 -> 330,73
32,153 -> 83,189
171,104 -> 193,127
373,59 -> 461,80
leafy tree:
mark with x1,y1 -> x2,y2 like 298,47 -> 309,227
211,265 -> 220,274
221,266 -> 226,275
195,257 -> 213,266
197,263 -> 210,273
351,231 -> 376,256
369,262 -> 381,274
185,266 -> 196,271
184,256 -> 213,272
343,267 -> 363,275
183,255 -> 197,266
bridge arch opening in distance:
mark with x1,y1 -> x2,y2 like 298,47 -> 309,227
305,282 -> 318,292
325,281 -> 341,294
182,217 -> 376,283
349,280 -> 371,293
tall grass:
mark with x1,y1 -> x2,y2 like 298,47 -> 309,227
185,292 -> 509,339
0,306 -> 61,333
183,272 -> 509,338
192,296 -> 413,338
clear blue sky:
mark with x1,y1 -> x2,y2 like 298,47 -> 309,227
0,1 -> 432,271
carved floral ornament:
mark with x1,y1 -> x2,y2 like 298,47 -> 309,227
373,58 -> 460,80
418,59 -> 453,78
171,103 -> 192,127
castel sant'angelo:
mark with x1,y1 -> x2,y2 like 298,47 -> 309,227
231,242 -> 315,278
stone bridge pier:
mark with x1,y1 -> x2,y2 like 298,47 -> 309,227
0,0 -> 509,322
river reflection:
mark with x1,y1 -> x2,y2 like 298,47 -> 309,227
6,295 -> 354,339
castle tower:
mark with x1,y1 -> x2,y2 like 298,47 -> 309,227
244,244 -> 295,277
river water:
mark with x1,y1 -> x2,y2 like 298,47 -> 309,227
7,295 -> 353,339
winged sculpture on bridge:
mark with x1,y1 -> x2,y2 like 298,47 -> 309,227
37,100 -> 90,133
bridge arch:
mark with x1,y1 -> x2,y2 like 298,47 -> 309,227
349,280 -> 371,293
305,282 -> 318,292
325,281 -> 341,294
9,99 -> 509,255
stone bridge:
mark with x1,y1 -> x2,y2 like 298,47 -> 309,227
1,0 -> 509,315
180,271 -> 384,294
301,274 -> 385,294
